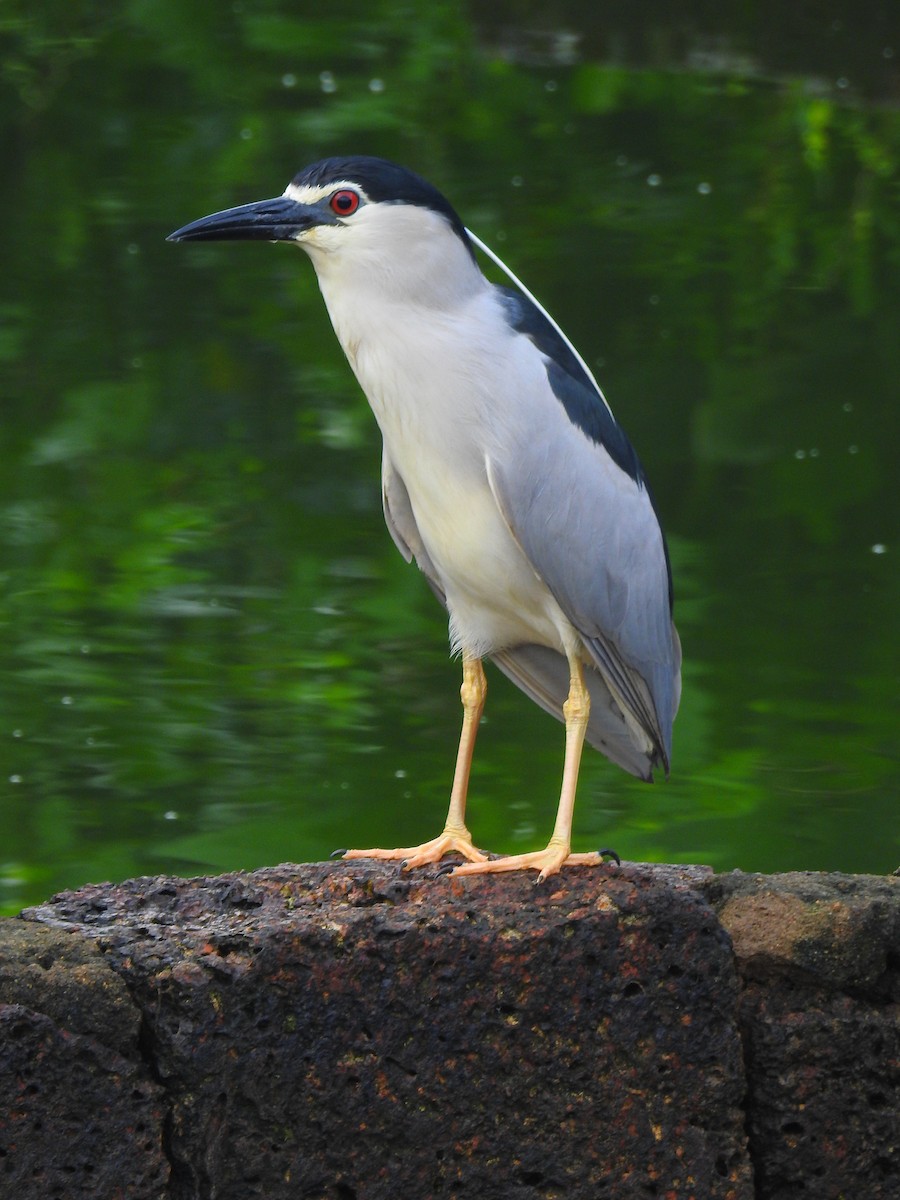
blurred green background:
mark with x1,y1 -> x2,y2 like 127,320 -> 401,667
1,2 -> 898,913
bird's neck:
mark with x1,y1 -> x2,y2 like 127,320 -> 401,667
308,223 -> 484,306
308,259 -> 500,462
311,247 -> 486,373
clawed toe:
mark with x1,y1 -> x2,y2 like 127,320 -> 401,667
337,828 -> 490,870
451,843 -> 618,882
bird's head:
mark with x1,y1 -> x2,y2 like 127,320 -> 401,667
168,155 -> 480,302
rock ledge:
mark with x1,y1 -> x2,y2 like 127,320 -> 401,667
1,862 -> 897,1199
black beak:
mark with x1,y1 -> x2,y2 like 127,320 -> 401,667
167,196 -> 336,243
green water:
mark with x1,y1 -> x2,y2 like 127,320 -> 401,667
1,5 -> 897,913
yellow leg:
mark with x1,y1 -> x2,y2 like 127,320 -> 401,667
453,652 -> 607,882
342,655 -> 490,868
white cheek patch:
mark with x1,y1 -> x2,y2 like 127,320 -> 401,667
297,225 -> 347,253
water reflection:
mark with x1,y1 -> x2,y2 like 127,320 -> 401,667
1,5 -> 897,912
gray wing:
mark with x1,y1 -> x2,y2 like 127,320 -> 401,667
487,288 -> 682,777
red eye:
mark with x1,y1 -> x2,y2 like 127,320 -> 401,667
330,189 -> 360,216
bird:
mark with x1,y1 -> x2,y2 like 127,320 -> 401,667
168,155 -> 681,881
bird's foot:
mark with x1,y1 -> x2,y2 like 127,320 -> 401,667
451,842 -> 619,884
340,825 -> 489,871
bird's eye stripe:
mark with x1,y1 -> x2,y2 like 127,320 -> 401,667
330,189 -> 360,215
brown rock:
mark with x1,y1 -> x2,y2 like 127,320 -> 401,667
708,871 -> 900,1199
20,861 -> 751,1199
7,864 -> 896,1198
712,871 -> 899,992
0,922 -> 169,1198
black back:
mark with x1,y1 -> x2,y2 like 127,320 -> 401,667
497,287 -> 643,485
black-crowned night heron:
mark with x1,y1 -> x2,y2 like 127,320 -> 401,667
169,155 -> 681,881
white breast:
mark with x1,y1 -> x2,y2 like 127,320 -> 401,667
320,282 -> 573,658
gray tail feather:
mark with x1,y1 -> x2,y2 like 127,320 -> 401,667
490,643 -> 661,781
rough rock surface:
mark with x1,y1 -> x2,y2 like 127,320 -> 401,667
2,863 -> 897,1200
0,921 -> 169,1198
710,871 -> 900,1200
11,861 -> 750,1200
